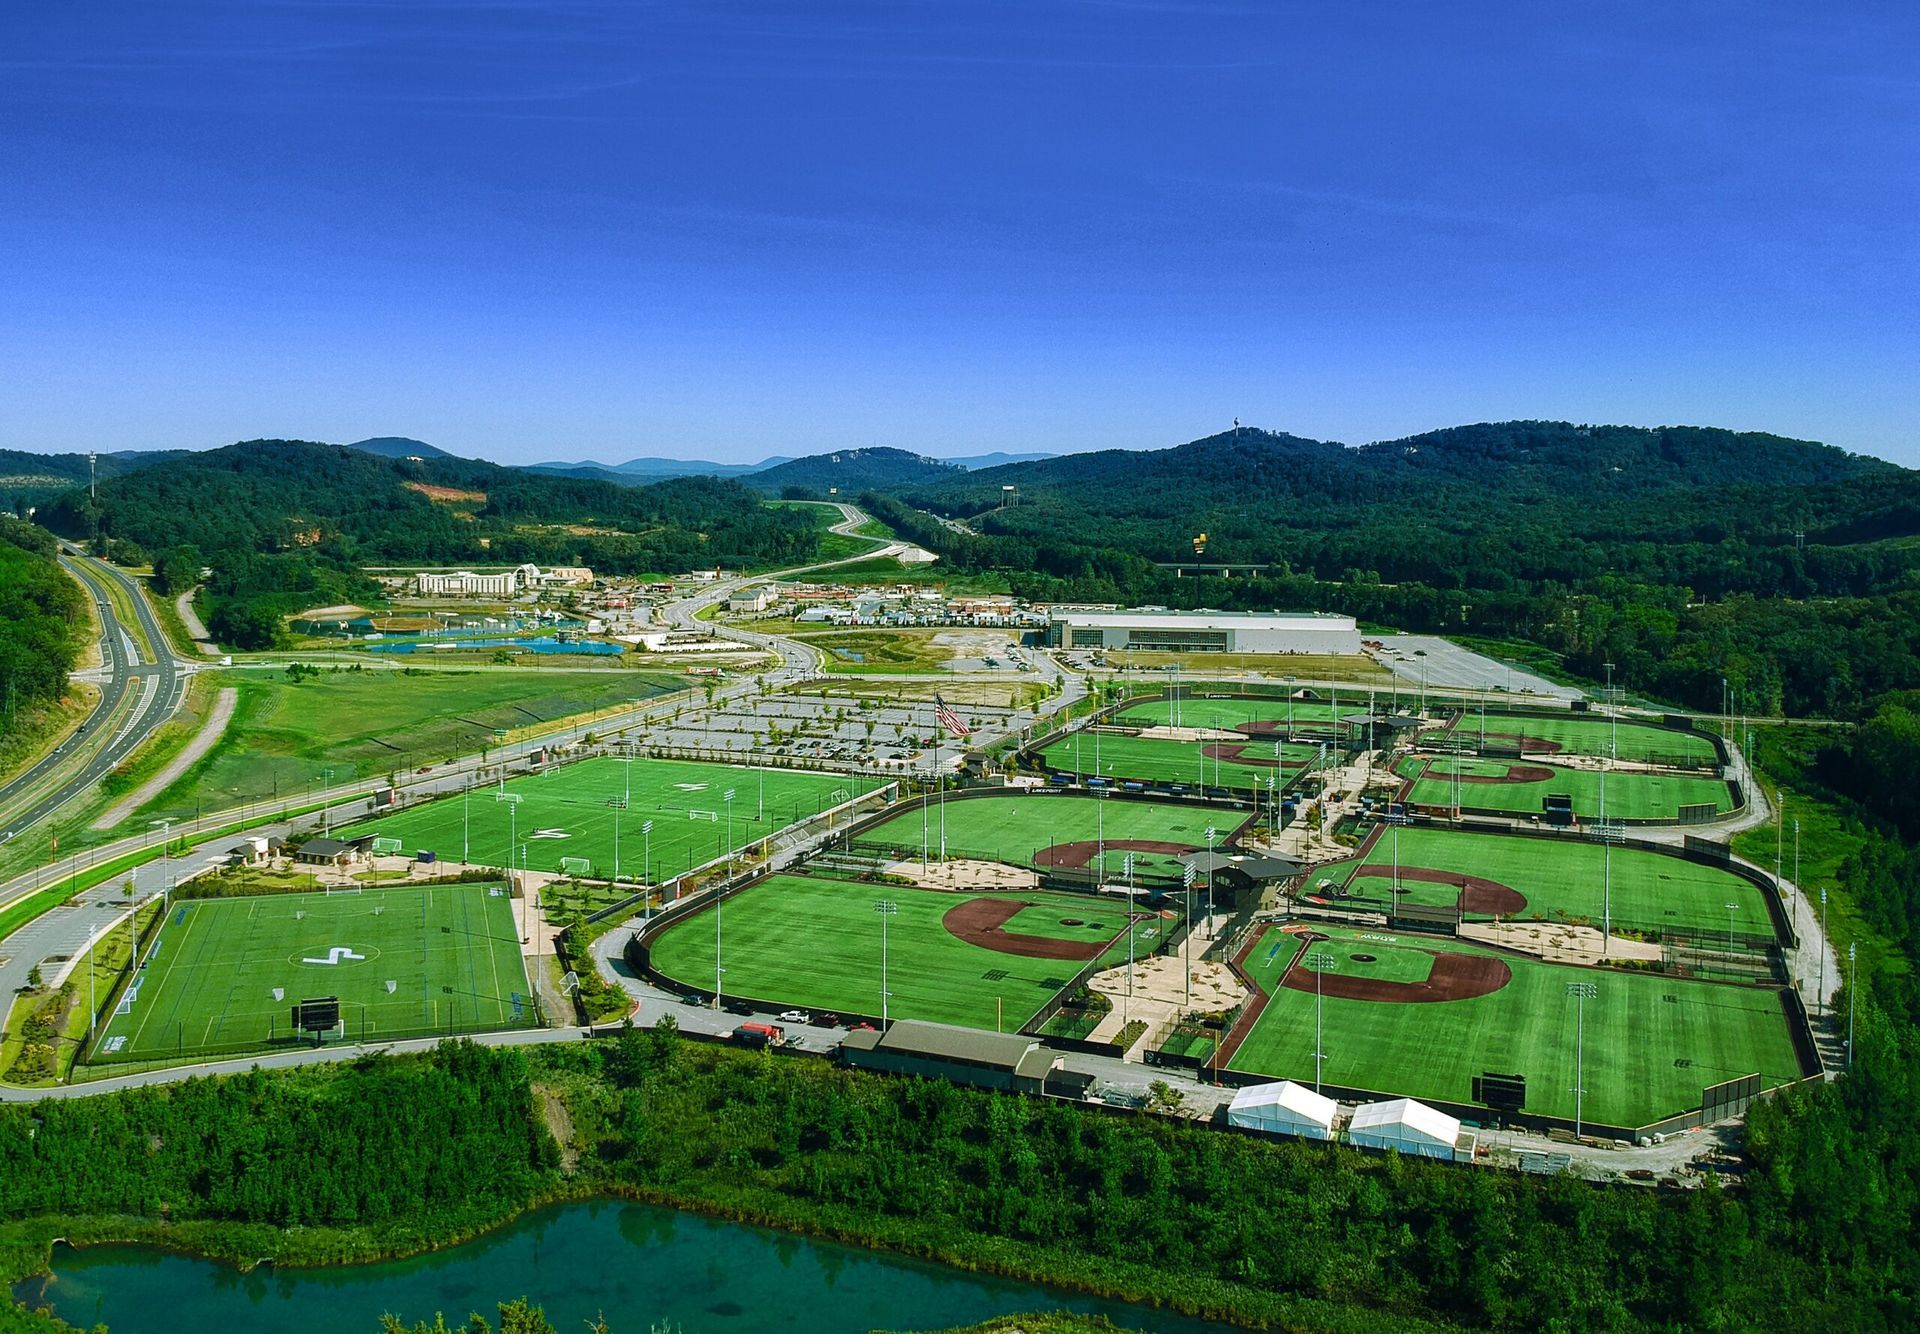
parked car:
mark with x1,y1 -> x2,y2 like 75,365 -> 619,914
816,1012 -> 841,1027
724,1000 -> 755,1017
777,1009 -> 813,1025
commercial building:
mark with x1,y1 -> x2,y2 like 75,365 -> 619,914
411,563 -> 594,597
1044,608 -> 1361,655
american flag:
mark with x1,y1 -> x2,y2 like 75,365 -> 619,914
934,695 -> 972,739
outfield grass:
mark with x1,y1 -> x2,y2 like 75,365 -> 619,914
1397,756 -> 1735,822
89,882 -> 531,1063
647,873 -> 1159,1028
338,757 -> 885,881
1116,696 -> 1348,735
853,792 -> 1231,881
134,668 -> 689,822
1333,826 -> 1777,940
1228,923 -> 1803,1126
1039,731 -> 1321,794
1442,712 -> 1719,767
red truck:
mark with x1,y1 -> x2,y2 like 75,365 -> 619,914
732,1022 -> 785,1049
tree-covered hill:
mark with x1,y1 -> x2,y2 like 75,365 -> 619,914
32,440 -> 827,648
0,517 -> 85,745
749,446 -> 964,495
864,421 -> 1920,717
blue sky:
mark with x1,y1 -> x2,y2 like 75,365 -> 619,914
2,2 -> 1914,465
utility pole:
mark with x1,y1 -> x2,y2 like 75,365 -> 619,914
1567,981 -> 1597,1139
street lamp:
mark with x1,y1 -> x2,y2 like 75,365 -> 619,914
1306,951 -> 1335,1092
1566,981 -> 1597,1139
873,899 -> 898,1028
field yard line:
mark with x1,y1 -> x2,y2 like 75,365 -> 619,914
130,899 -> 203,1055
91,686 -> 239,831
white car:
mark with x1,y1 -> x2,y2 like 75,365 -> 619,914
777,1009 -> 813,1025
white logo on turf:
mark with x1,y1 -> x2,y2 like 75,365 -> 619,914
303,947 -> 366,966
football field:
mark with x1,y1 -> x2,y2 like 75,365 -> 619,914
90,883 -> 531,1064
1226,923 -> 1803,1126
336,757 -> 885,880
1325,826 -> 1778,940
1397,756 -> 1735,821
853,792 -> 1232,881
1038,731 -> 1321,793
647,873 -> 1162,1029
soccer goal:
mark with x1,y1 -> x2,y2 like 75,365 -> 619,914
688,809 -> 718,822
326,884 -> 363,896
371,836 -> 404,855
559,856 -> 592,877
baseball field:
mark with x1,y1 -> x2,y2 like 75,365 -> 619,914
1396,756 -> 1735,821
335,757 -> 885,880
1038,731 -> 1322,793
1319,825 -> 1778,941
853,792 -> 1235,881
646,873 -> 1162,1029
1225,922 -> 1803,1126
89,882 -> 531,1064
1441,712 -> 1720,767
1116,695 -> 1349,736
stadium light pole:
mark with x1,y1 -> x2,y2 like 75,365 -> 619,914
462,787 -> 470,864
613,803 -> 621,886
723,788 -> 736,874
1123,852 -> 1137,1020
1307,951 -> 1335,1093
1847,942 -> 1856,1069
873,899 -> 897,1028
1604,661 -> 1617,760
1566,981 -> 1597,1139
323,767 -> 335,835
1726,901 -> 1737,963
641,820 -> 654,916
1819,887 -> 1827,1019
1204,825 -> 1218,930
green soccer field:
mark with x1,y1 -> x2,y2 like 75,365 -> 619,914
1116,695 -> 1349,736
646,873 -> 1163,1029
336,758 -> 885,880
1038,731 -> 1322,794
1227,923 -> 1803,1126
1397,756 -> 1735,822
90,883 -> 532,1064
853,792 -> 1234,880
1442,711 -> 1720,767
1326,825 -> 1778,941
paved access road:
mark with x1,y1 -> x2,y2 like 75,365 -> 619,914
0,550 -> 195,841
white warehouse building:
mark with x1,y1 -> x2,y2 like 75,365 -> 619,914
1044,608 -> 1361,655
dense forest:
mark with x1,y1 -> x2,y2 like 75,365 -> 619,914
33,441 -> 831,648
0,518 -> 85,740
870,421 -> 1920,718
3,1006 -> 1917,1332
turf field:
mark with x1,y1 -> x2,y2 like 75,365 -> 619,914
1116,695 -> 1350,736
1038,731 -> 1322,793
1324,826 -> 1778,941
137,668 -> 687,822
1439,712 -> 1720,767
647,873 -> 1160,1028
89,883 -> 531,1063
853,792 -> 1233,881
1227,923 -> 1803,1126
1397,756 -> 1735,821
337,758 -> 884,880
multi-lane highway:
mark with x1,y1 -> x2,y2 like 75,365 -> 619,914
0,549 -> 193,841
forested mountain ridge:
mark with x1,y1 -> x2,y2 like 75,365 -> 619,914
748,446 -> 965,495
32,440 -> 827,648
863,421 -> 1920,718
0,517 -> 86,744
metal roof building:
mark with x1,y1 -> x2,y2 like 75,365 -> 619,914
1044,608 -> 1361,655
841,1020 -> 1060,1094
